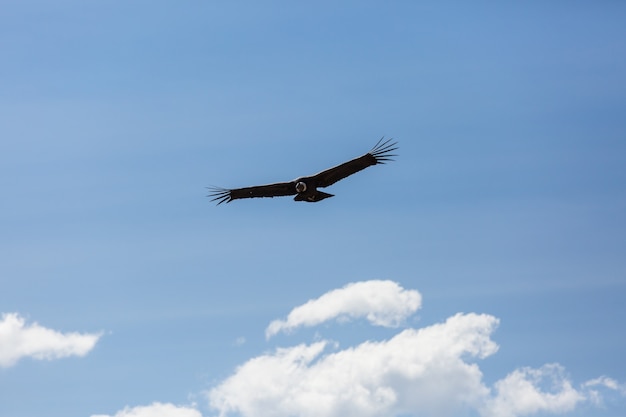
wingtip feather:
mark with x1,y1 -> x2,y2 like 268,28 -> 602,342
369,137 -> 398,164
206,186 -> 233,205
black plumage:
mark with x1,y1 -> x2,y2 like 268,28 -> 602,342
208,137 -> 397,204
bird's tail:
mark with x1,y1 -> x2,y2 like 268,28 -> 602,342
294,191 -> 334,202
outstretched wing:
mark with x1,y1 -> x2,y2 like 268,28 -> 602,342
208,181 -> 296,205
310,137 -> 398,188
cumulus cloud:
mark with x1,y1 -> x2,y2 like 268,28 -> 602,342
265,280 -> 421,339
207,280 -> 625,417
211,313 -> 499,417
91,402 -> 201,417
0,312 -> 102,368
481,364 -> 584,417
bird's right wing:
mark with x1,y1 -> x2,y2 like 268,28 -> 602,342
311,137 -> 397,188
208,181 -> 297,204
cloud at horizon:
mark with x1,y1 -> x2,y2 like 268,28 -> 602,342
0,312 -> 102,368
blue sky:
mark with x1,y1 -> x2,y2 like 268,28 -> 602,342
1,2 -> 625,417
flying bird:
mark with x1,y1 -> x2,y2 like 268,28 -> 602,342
208,137 -> 397,204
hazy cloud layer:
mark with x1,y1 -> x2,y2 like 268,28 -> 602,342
208,281 -> 624,417
91,402 -> 202,417
0,312 -> 102,368
265,280 -> 421,339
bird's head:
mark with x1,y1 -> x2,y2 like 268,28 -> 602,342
295,181 -> 307,193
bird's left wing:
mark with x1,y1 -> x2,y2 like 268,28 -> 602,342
311,137 -> 398,188
208,181 -> 297,204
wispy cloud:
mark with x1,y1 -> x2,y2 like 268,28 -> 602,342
207,280 -> 625,417
582,376 -> 626,406
0,312 -> 102,368
583,375 -> 625,392
265,280 -> 421,339
91,402 -> 201,417
233,336 -> 246,347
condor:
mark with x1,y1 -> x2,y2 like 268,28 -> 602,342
208,137 -> 397,204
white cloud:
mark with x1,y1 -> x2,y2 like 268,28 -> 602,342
211,312 -> 498,417
0,312 -> 102,368
207,280 -> 625,417
582,376 -> 626,406
91,402 -> 201,417
481,364 -> 584,417
583,376 -> 623,392
265,280 -> 421,339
